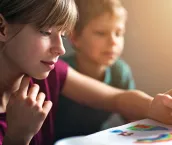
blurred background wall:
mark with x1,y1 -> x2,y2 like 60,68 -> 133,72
62,0 -> 172,96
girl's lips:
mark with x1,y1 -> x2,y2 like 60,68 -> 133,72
41,61 -> 55,70
42,61 -> 55,65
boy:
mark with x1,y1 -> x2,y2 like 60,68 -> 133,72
56,0 -> 136,139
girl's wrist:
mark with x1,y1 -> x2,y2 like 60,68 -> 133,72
3,131 -> 32,145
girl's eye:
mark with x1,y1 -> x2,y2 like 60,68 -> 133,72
61,34 -> 67,39
40,30 -> 51,36
61,31 -> 67,39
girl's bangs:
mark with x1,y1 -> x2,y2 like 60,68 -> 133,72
38,0 -> 77,33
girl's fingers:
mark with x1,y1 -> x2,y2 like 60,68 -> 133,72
18,76 -> 30,98
42,101 -> 52,116
27,84 -> 40,101
36,92 -> 45,107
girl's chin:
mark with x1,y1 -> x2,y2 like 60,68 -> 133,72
32,72 -> 50,80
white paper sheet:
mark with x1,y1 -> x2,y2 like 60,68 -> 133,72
54,119 -> 172,145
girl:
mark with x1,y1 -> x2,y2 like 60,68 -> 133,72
1,0 -> 172,145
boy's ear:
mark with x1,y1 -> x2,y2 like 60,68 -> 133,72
0,14 -> 8,42
68,31 -> 76,44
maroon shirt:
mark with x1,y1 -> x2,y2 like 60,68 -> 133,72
0,59 -> 68,145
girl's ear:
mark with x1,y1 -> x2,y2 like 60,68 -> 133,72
0,14 -> 8,42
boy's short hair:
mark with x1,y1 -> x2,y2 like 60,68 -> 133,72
74,0 -> 127,35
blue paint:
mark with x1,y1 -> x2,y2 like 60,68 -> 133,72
111,130 -> 123,133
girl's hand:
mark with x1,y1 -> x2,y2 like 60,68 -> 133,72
5,76 -> 52,144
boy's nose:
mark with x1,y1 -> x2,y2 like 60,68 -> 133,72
109,34 -> 117,46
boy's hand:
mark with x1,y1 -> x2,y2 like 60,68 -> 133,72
148,90 -> 172,124
5,76 -> 52,144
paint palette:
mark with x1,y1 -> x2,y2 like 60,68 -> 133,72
54,119 -> 172,145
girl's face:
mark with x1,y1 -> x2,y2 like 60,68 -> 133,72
3,24 -> 66,79
73,12 -> 126,66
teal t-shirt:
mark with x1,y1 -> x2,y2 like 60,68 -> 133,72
55,53 -> 135,140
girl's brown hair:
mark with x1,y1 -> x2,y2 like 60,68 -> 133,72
0,0 -> 78,33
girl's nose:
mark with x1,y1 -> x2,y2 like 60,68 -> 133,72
51,46 -> 66,56
51,33 -> 66,56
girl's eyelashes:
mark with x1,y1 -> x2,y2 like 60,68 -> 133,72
39,29 -> 67,39
61,34 -> 67,39
61,32 -> 67,39
40,30 -> 52,36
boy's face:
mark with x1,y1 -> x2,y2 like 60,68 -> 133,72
73,12 -> 126,66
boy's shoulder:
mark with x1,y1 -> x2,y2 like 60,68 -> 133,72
110,58 -> 132,74
109,58 -> 135,89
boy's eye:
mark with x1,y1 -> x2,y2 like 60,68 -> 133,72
40,30 -> 52,36
116,29 -> 125,37
116,32 -> 122,37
